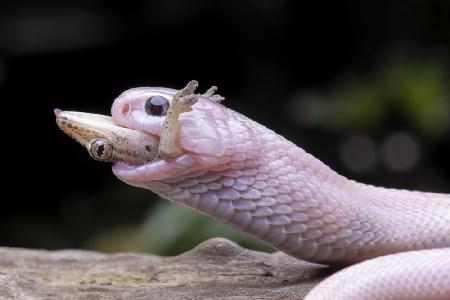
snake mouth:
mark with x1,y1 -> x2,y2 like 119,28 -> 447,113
55,110 -> 161,166
111,152 -> 200,182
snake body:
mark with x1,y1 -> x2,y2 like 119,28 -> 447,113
59,83 -> 450,299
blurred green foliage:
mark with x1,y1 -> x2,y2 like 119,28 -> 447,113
300,56 -> 449,137
87,199 -> 273,255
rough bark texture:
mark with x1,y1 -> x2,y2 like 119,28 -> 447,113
0,238 -> 332,299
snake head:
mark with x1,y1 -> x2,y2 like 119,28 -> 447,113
110,82 -> 256,183
56,81 -> 263,183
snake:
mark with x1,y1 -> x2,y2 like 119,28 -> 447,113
55,81 -> 450,299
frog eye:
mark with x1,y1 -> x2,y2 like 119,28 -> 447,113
89,139 -> 113,161
145,96 -> 169,116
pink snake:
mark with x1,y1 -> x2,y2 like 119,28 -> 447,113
110,86 -> 450,300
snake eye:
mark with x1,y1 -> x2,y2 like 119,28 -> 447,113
145,96 -> 169,116
89,139 -> 113,161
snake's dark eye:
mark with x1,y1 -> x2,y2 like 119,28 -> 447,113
145,96 -> 169,116
89,139 -> 113,161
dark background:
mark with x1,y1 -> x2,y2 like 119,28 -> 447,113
0,0 -> 449,254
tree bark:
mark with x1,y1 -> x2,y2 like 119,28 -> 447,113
0,238 -> 332,299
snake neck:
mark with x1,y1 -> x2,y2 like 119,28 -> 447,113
122,113 -> 450,265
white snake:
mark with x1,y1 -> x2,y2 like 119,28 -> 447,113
58,83 -> 450,299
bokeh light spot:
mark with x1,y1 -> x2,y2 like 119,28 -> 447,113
340,135 -> 377,174
381,132 -> 420,172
